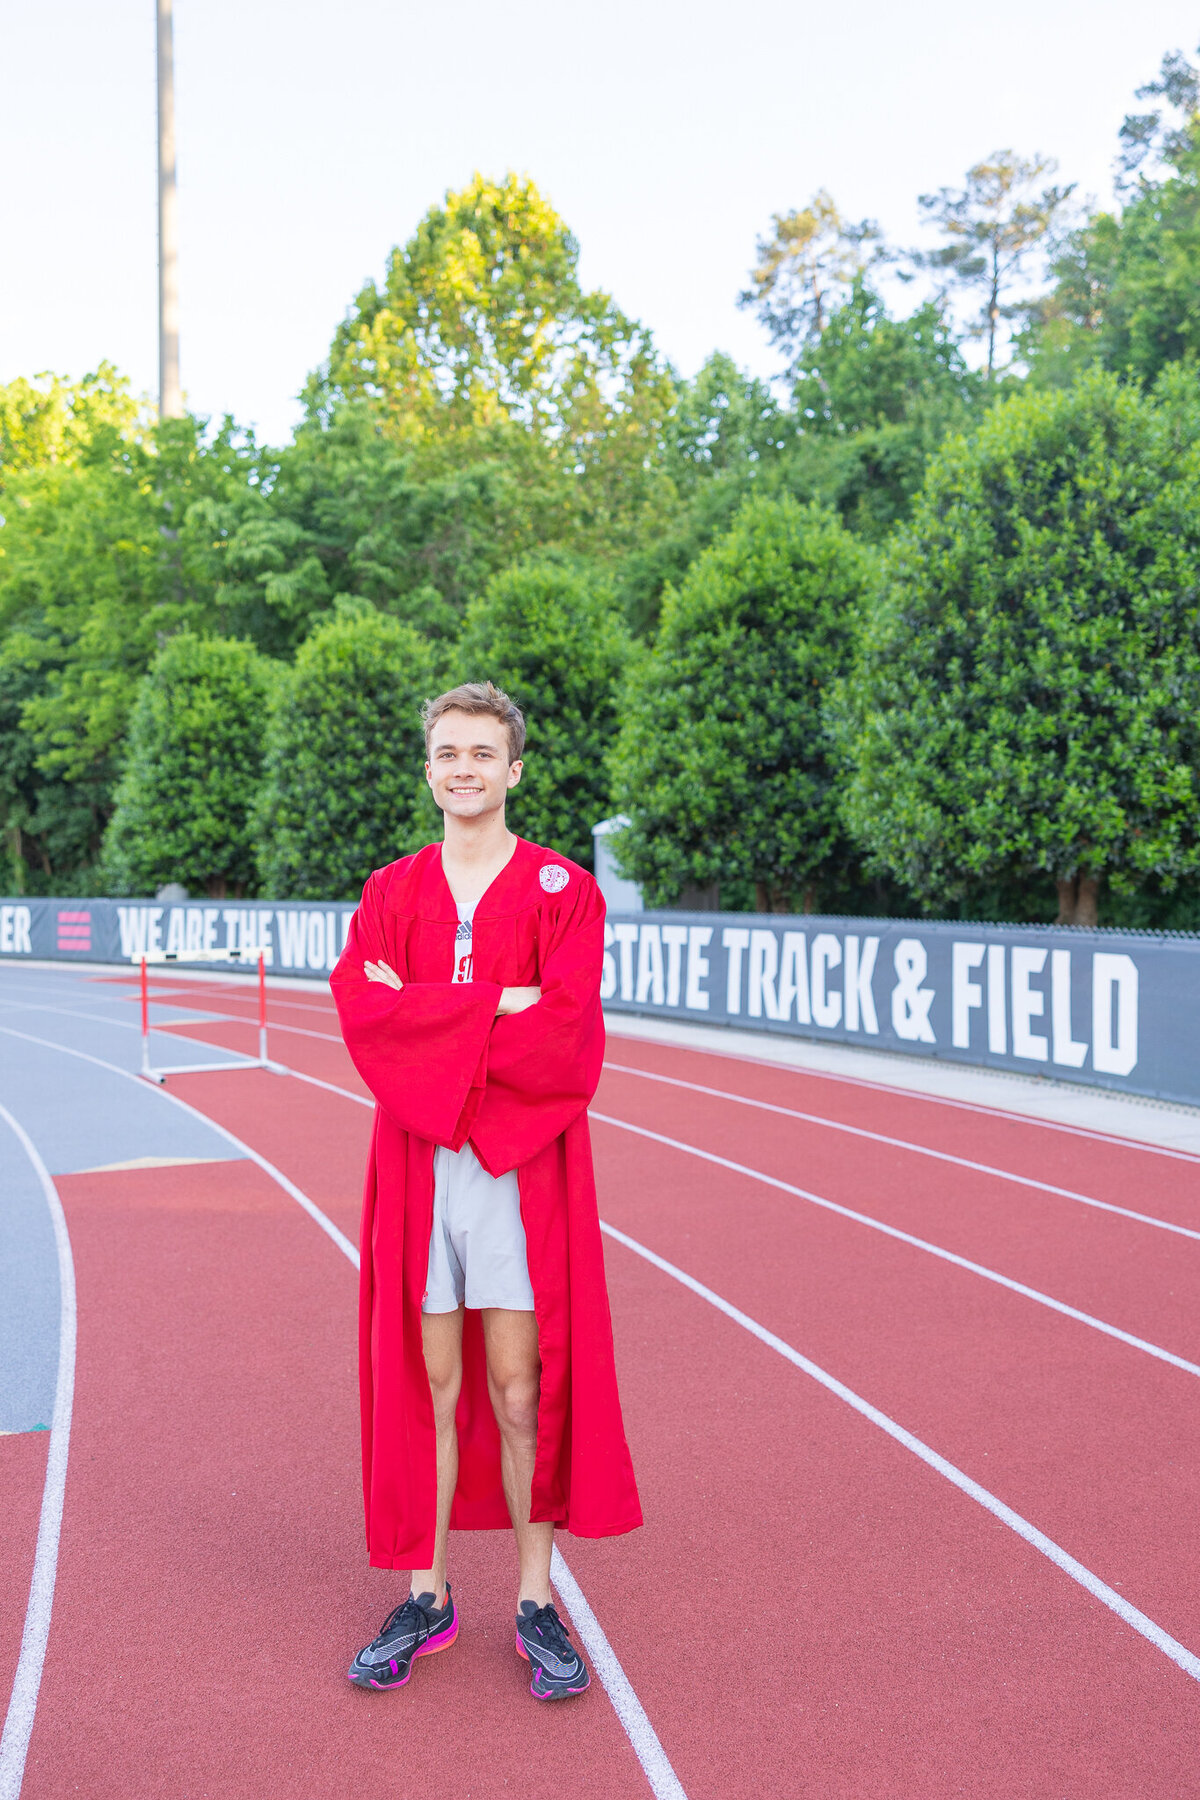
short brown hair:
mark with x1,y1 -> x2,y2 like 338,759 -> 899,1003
421,681 -> 526,764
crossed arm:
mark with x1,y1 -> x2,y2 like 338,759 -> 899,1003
363,959 -> 541,1017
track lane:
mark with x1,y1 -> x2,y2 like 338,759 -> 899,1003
18,1157 -> 657,1800
587,1111 -> 1200,1654
602,1212 -> 1200,1681
48,991 -> 1200,1798
107,981 -> 1200,1640
602,1033 -> 1200,1219
594,1068 -> 1200,1369
571,1226 -> 1200,1799
0,1103 -> 74,1800
31,971 -> 1200,1793
603,1060 -> 1200,1243
594,1107 -> 1200,1384
0,1003 -> 685,1800
0,1440 -> 47,1793
156,1013 -> 373,1100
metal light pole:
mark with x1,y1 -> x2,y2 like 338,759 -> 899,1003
157,0 -> 182,417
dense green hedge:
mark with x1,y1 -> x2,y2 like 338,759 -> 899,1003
103,633 -> 274,898
610,496 -> 870,911
453,557 -> 628,867
837,369 -> 1200,924
255,606 -> 442,900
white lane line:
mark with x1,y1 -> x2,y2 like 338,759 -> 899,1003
278,1067 -> 373,1107
0,995 -> 342,1049
599,1217 -> 1200,1688
0,996 -> 242,1036
90,976 -> 338,1020
204,1062 -> 1200,1385
0,994 -> 372,1112
78,1155 -> 231,1174
0,1105 -> 77,1800
0,995 -> 371,1110
0,1025 -> 686,1800
549,1547 -> 686,1800
149,1011 -> 342,1045
0,1026 -> 357,1267
194,1017 -> 342,1045
604,1063 -> 1200,1244
176,993 -> 341,1025
608,1031 -> 1200,1166
131,983 -> 337,1019
590,1112 -> 1200,1384
2,972 -> 338,1029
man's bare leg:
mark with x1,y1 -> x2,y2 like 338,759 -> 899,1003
410,1307 -> 464,1604
481,1307 -> 552,1608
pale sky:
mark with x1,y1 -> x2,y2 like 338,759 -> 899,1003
3,0 -> 1197,445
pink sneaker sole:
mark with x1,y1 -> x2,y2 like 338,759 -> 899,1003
352,1615 -> 459,1690
515,1633 -> 590,1700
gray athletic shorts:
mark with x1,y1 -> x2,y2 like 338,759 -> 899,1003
422,1141 -> 535,1314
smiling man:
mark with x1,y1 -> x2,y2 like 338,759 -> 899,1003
331,680 -> 641,1703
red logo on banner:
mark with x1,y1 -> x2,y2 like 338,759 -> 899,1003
56,909 -> 92,952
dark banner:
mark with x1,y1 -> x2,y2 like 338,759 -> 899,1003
602,911 -> 1200,1108
0,897 -> 357,976
1,897 -> 1197,1107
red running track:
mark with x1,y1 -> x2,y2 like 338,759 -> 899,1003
6,973 -> 1200,1798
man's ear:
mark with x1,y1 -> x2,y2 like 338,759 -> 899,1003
507,759 -> 523,790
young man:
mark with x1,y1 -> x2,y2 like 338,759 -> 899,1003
331,681 -> 641,1702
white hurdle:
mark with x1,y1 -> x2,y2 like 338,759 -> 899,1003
135,947 -> 281,1083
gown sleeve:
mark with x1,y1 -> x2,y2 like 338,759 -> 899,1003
469,875 -> 606,1176
331,870 -> 502,1149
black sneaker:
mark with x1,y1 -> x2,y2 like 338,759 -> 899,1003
347,1586 -> 458,1689
515,1600 -> 591,1700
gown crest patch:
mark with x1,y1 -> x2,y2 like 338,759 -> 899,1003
539,863 -> 570,893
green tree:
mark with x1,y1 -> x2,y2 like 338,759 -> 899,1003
739,191 -> 885,369
785,282 -> 983,538
610,495 -> 871,910
837,369 -> 1200,925
0,414 -> 266,887
1115,44 -> 1200,185
453,557 -> 629,865
617,308 -> 979,636
793,283 -> 976,432
615,353 -> 797,634
1,365 -> 155,891
306,172 -> 676,560
229,175 -> 680,647
255,605 -> 441,899
218,402 -> 573,655
0,364 -> 143,490
103,634 -> 275,898
917,151 -> 1073,377
0,660 -> 104,895
1027,50 -> 1200,387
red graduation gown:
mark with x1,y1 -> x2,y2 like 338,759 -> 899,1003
331,836 -> 642,1569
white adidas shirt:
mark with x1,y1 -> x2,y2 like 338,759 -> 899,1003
452,904 -> 474,984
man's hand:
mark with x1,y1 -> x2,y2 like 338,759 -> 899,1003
497,985 -> 541,1016
364,959 -> 403,990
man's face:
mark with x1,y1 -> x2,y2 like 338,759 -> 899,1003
425,710 -> 522,820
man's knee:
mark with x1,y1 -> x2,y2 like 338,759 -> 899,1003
428,1366 -> 461,1431
491,1373 -> 539,1440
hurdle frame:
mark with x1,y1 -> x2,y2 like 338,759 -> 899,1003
136,947 -> 283,1082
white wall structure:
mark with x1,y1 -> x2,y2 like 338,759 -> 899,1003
592,817 -> 643,914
